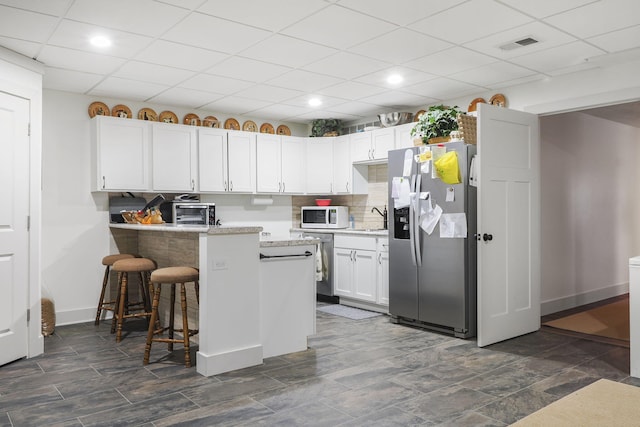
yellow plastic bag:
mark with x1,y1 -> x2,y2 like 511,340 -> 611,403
434,151 -> 461,184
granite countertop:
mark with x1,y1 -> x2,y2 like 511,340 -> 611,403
259,234 -> 319,248
290,227 -> 389,237
109,223 -> 263,235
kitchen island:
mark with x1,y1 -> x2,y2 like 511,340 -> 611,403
109,224 -> 316,376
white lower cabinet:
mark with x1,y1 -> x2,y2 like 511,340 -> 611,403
377,238 -> 389,306
334,235 -> 383,305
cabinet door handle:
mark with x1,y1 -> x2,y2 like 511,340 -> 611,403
224,180 -> 228,191
230,181 -> 233,191
378,253 -> 382,264
282,182 -> 285,192
371,149 -> 375,159
102,176 -> 106,189
346,182 -> 349,192
191,179 -> 195,190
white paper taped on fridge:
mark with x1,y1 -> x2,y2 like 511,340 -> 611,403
392,177 -> 411,208
439,213 -> 467,238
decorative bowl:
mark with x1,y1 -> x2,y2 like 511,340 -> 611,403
378,112 -> 413,127
315,199 -> 331,206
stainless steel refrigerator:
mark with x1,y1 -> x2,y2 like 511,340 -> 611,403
388,142 -> 477,338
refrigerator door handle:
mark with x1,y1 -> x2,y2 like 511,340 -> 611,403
408,175 -> 418,267
414,174 -> 422,267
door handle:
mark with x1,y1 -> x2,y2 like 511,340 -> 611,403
483,233 -> 493,242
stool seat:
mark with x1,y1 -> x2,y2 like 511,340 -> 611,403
102,253 -> 136,266
150,267 -> 199,283
112,258 -> 157,273
95,253 -> 137,326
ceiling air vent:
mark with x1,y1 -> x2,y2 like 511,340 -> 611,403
499,37 -> 539,51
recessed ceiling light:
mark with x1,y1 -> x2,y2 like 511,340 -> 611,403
90,35 -> 111,48
387,74 -> 403,84
308,98 -> 322,107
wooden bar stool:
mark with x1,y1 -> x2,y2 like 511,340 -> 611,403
95,254 -> 137,326
111,257 -> 157,342
144,266 -> 199,368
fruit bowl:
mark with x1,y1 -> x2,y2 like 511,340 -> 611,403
315,199 -> 331,206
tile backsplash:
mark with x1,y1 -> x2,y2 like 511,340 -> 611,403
292,164 -> 388,230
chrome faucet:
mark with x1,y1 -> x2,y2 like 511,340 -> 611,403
371,205 -> 388,230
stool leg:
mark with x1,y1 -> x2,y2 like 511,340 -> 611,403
168,283 -> 176,352
139,271 -> 152,320
144,283 -> 162,365
95,265 -> 110,325
115,272 -> 128,343
195,281 -> 199,304
180,283 -> 191,368
111,272 -> 122,334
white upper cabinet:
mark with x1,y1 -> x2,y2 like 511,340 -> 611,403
198,127 -> 228,192
333,135 -> 351,194
350,127 -> 395,163
394,123 -> 415,149
306,137 -> 333,194
256,134 -> 306,194
281,136 -> 306,194
91,116 -> 150,192
227,131 -> 256,193
152,122 -> 197,192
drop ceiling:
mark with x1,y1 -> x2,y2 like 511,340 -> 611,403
1,0 -> 639,124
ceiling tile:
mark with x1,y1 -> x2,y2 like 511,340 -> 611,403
162,12 -> 271,54
410,0 -> 533,44
359,90 -> 439,108
463,21 -> 577,59
407,47 -> 497,77
349,28 -> 452,64
508,41 -> 605,73
154,0 -> 203,10
587,25 -> 640,53
0,36 -> 41,58
0,0 -> 72,16
0,6 -> 59,42
284,94 -> 346,109
338,0 -> 466,26
37,45 -> 126,75
234,84 -> 304,103
179,74 -> 253,95
113,61 -> 196,86
250,104 -> 315,120
450,61 -> 536,87
267,70 -> 342,92
544,0 -> 640,38
499,0 -> 597,18
197,0 -> 328,31
135,40 -> 228,71
202,96 -> 272,115
42,67 -> 104,93
65,0 -> 188,37
404,77 -> 483,100
354,66 -> 437,89
302,51 -> 389,80
325,101 -> 387,116
490,74 -> 546,90
239,35 -> 337,68
48,20 -> 153,59
281,4 -> 396,49
147,87 -> 225,108
88,77 -> 170,101
318,81 -> 387,100
293,110 -> 361,121
206,57 -> 291,83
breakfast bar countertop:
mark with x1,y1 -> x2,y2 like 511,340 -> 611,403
109,223 -> 263,235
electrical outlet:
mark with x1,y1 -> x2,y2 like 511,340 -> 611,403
212,258 -> 228,270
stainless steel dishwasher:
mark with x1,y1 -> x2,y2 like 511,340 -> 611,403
301,231 -> 338,303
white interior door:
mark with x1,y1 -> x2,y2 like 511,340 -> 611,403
0,92 -> 30,365
477,103 -> 540,347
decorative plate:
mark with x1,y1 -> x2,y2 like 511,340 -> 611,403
88,101 -> 110,118
489,93 -> 507,107
224,118 -> 240,130
158,110 -> 178,124
467,98 -> 486,113
111,104 -> 132,118
184,113 -> 201,126
414,109 -> 426,121
137,108 -> 157,121
276,125 -> 291,136
260,123 -> 275,134
243,120 -> 258,132
202,116 -> 219,128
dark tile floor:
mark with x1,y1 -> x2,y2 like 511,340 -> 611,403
1,305 -> 637,426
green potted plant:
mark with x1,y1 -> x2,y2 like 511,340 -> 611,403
410,105 -> 461,145
310,118 -> 342,137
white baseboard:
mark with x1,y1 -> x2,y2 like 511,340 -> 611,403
541,282 -> 629,316
337,297 -> 389,314
196,345 -> 263,377
55,307 -> 101,326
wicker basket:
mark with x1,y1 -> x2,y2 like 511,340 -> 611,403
457,113 -> 477,145
41,297 -> 55,336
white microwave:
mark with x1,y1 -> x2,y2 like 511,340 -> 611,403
301,206 -> 349,229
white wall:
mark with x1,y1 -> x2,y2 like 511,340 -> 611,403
41,89 -> 298,324
539,112 -> 640,314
